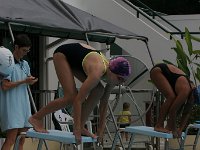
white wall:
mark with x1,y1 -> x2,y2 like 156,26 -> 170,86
62,0 -> 200,69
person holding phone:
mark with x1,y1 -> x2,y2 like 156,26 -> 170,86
0,34 -> 38,150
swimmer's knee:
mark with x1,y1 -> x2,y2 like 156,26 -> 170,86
165,92 -> 176,101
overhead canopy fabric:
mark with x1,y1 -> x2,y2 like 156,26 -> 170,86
0,0 -> 147,44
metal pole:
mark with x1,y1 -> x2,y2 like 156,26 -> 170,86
28,88 -> 49,149
28,86 -> 37,113
108,102 -> 125,150
7,22 -> 14,42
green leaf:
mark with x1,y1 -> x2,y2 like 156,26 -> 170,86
176,40 -> 184,52
192,50 -> 200,55
177,59 -> 190,76
185,27 -> 193,55
191,35 -> 200,42
171,47 -> 178,54
195,68 -> 200,82
170,35 -> 177,43
174,43 -> 188,67
194,63 -> 200,68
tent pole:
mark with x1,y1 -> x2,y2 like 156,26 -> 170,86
85,33 -> 90,45
7,22 -> 14,42
143,39 -> 155,66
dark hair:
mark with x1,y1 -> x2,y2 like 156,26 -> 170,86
123,102 -> 130,110
14,34 -> 31,48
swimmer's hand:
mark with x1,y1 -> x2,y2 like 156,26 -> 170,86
73,130 -> 82,145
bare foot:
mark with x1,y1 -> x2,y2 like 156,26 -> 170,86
81,128 -> 97,139
29,117 -> 48,133
172,130 -> 179,138
165,125 -> 171,131
177,128 -> 183,137
154,126 -> 171,133
73,130 -> 82,145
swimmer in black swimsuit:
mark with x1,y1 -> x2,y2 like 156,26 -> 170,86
150,63 -> 196,137
151,63 -> 191,95
29,43 -> 131,145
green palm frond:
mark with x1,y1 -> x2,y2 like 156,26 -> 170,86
164,27 -> 200,83
192,50 -> 200,55
185,27 -> 193,56
195,68 -> 200,82
191,35 -> 200,42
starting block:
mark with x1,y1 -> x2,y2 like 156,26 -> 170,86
14,129 -> 97,150
124,126 -> 184,150
181,123 -> 200,150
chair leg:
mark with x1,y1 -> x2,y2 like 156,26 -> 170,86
193,129 -> 200,150
60,142 -> 64,150
37,139 -> 44,150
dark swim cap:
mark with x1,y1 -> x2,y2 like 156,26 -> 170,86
109,56 -> 131,77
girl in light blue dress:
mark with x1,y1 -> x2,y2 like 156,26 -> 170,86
0,34 -> 38,150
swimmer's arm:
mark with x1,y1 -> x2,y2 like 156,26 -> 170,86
73,72 -> 102,139
97,83 -> 115,142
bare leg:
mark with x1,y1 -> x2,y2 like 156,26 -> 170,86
29,97 -> 73,132
167,77 -> 190,137
154,101 -> 174,133
18,128 -> 29,150
29,53 -> 77,132
1,129 -> 18,150
150,67 -> 175,133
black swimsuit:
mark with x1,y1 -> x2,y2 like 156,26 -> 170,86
151,63 -> 190,94
54,43 -> 100,75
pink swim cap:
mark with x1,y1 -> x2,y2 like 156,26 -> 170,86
109,56 -> 131,77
